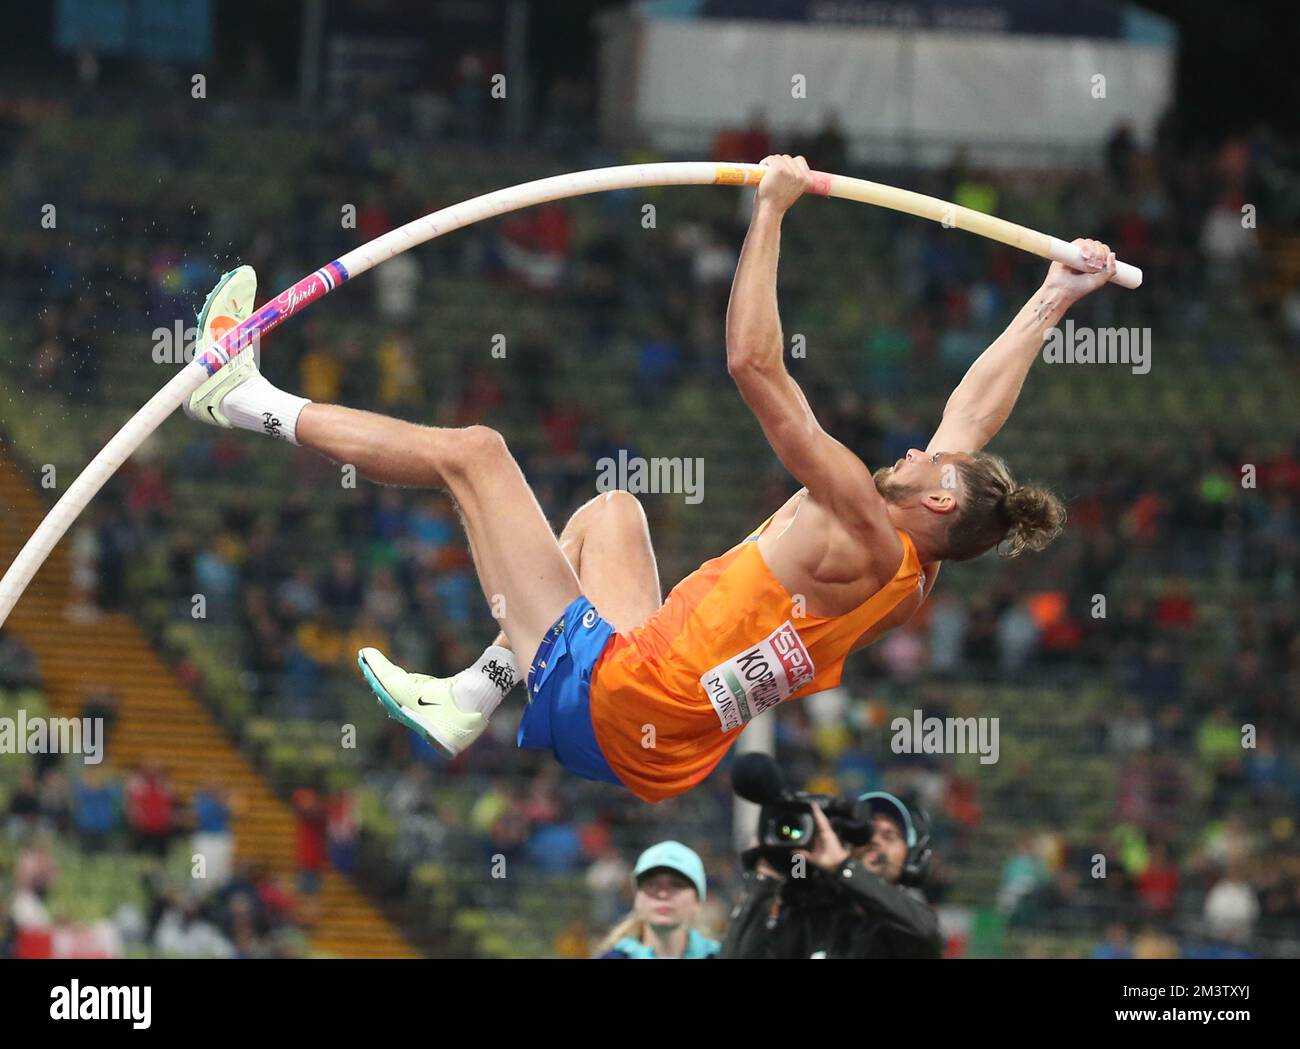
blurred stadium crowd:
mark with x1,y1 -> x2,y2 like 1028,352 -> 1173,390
2,66 -> 1299,957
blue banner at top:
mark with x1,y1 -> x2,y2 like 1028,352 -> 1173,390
56,0 -> 213,63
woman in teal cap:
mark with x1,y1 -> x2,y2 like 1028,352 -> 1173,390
595,841 -> 720,958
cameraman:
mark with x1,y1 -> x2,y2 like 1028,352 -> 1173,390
721,792 -> 942,959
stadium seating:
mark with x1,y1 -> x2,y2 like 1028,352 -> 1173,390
4,94 -> 1298,958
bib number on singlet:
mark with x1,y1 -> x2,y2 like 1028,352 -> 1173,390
699,621 -> 816,732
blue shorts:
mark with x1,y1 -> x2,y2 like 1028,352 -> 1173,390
517,595 -> 623,787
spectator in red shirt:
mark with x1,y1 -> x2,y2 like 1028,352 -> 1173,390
10,835 -> 58,959
11,887 -> 54,959
712,111 -> 772,164
256,869 -> 300,930
520,766 -> 563,825
944,774 -> 983,837
293,787 -> 328,917
1123,491 -> 1165,542
356,189 -> 392,243
126,463 -> 172,519
1262,443 -> 1300,494
327,789 -> 359,875
499,204 -> 573,289
125,761 -> 177,857
1154,578 -> 1197,631
453,368 -> 504,427
1137,841 -> 1181,915
541,402 -> 584,457
735,111 -> 772,163
531,203 -> 572,257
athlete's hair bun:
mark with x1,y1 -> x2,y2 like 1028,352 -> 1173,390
997,485 -> 1066,557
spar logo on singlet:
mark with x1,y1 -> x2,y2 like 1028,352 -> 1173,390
699,621 -> 816,732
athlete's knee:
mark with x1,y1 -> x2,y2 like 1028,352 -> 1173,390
597,489 -> 648,528
558,490 -> 644,553
443,425 -> 510,477
564,489 -> 641,535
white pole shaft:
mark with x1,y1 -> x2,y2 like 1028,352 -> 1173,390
0,161 -> 1141,626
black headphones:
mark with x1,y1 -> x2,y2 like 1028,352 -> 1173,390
858,791 -> 933,887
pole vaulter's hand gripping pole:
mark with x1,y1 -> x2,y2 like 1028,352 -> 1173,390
0,162 -> 1141,627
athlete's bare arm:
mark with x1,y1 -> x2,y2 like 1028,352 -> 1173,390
726,155 -> 893,550
917,238 -> 1118,595
926,239 -> 1118,455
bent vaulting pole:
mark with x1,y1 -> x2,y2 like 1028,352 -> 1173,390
0,161 -> 1141,626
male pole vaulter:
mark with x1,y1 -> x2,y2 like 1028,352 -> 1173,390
186,155 -> 1117,802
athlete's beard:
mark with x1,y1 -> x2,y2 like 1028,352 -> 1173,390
872,466 -> 922,506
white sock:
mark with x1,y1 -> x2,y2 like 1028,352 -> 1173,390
223,376 -> 311,445
451,645 -> 519,718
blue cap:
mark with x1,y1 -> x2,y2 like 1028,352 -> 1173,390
858,791 -> 917,847
633,841 -> 707,901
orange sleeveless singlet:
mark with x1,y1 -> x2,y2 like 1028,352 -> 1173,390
587,517 -> 924,802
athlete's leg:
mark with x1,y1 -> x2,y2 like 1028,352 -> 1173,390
355,489 -> 665,756
183,275 -> 577,756
295,403 -> 578,669
488,490 -> 662,646
349,462 -> 663,758
562,490 -> 664,630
